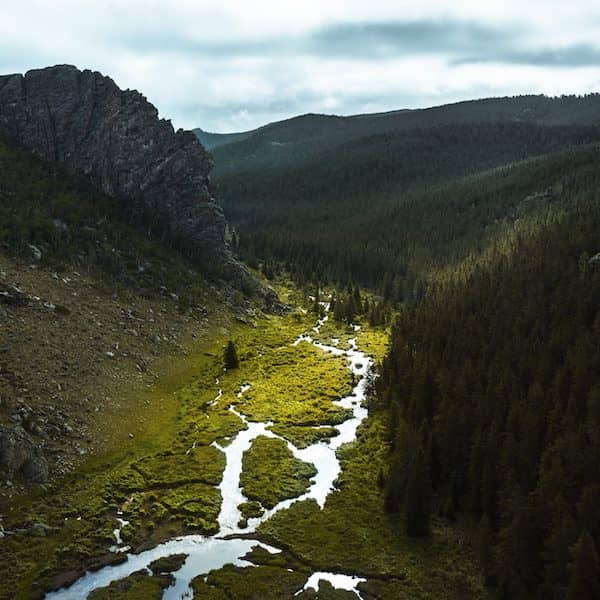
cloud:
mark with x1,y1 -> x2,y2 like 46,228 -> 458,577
129,19 -> 600,70
455,43 -> 600,67
308,20 -> 517,59
2,2 -> 600,131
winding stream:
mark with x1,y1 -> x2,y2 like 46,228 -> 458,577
47,313 -> 373,599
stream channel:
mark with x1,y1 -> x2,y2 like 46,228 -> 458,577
47,313 -> 373,599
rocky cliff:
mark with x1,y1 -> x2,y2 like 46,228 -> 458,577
0,64 -> 236,276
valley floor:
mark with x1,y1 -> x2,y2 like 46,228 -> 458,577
0,279 -> 486,599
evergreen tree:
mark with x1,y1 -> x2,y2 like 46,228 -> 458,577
567,530 -> 600,600
477,515 -> 494,583
224,340 -> 239,370
313,285 -> 320,314
405,446 -> 432,537
353,284 -> 362,314
346,293 -> 356,324
543,497 -> 579,592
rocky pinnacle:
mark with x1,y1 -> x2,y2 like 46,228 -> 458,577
0,64 -> 239,277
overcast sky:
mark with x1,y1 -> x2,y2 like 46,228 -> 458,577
2,1 -> 600,132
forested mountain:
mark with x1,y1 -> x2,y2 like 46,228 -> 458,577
213,115 -> 600,296
203,95 -> 600,598
203,94 -> 600,174
193,127 -> 254,151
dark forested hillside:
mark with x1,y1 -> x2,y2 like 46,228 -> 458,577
207,96 -> 600,297
205,95 -> 600,598
0,137 -> 211,301
217,120 -> 600,296
377,156 -> 600,598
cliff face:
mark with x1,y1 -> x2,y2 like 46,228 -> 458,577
0,65 -> 231,272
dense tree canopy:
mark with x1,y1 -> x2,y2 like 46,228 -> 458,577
377,167 -> 600,597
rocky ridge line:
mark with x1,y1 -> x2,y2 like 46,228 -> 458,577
0,64 -> 240,278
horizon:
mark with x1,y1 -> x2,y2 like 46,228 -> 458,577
194,90 -> 600,134
4,62 -> 598,135
3,1 -> 600,132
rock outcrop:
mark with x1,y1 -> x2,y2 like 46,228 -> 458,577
0,426 -> 48,483
0,64 -> 235,276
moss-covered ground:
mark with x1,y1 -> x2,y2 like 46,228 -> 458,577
257,413 -> 488,599
228,339 -> 353,427
0,280 -> 486,599
240,436 -> 316,509
88,570 -> 173,599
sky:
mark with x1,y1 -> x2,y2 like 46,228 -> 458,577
2,1 -> 600,132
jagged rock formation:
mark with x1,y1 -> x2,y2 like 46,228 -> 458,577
0,64 -> 236,277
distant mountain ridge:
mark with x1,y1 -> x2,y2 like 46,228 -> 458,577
193,127 -> 254,150
197,94 -> 600,175
205,91 -> 600,294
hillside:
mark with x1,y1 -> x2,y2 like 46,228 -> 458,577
378,151 -> 600,598
210,109 -> 600,294
0,65 -> 250,284
0,66 -> 278,492
193,127 -> 254,150
0,132 -> 260,493
203,94 -> 600,174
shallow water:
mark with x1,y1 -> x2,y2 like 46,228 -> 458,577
47,314 -> 373,599
298,572 -> 366,599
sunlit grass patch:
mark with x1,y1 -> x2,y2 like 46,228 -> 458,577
133,446 -> 224,487
240,436 -> 316,509
202,563 -> 307,600
267,424 -> 338,448
233,344 -> 353,426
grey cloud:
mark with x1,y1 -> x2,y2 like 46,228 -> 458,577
309,20 -> 516,59
111,19 -> 600,70
113,19 -> 516,60
455,43 -> 600,67
311,21 -> 600,67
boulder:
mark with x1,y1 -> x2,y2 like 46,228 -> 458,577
0,426 -> 48,482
